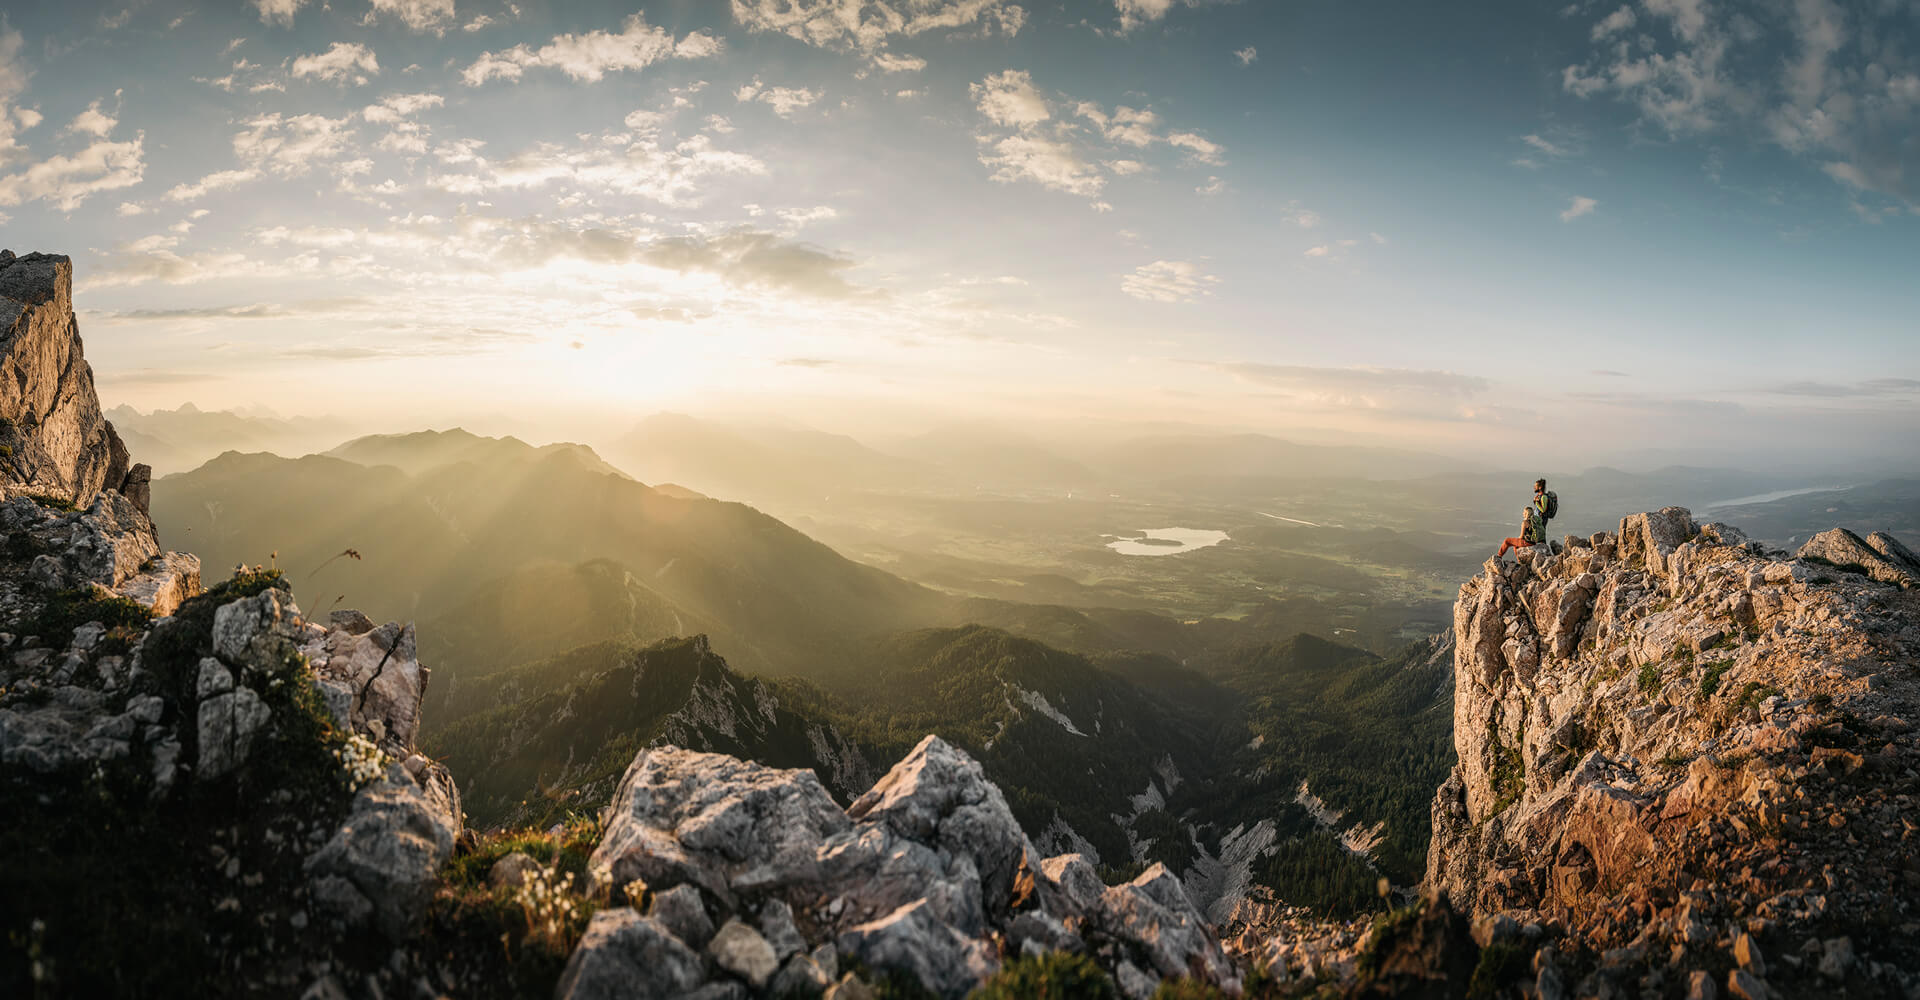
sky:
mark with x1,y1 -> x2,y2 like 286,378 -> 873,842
0,0 -> 1916,470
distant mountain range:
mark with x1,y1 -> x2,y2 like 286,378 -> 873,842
104,403 -> 351,476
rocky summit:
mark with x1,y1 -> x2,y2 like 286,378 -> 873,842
1425,508 -> 1920,998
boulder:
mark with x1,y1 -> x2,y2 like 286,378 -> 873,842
649,884 -> 716,949
212,588 -> 304,670
555,909 -> 705,1000
836,899 -> 996,1000
116,551 -> 201,617
301,620 -> 426,753
1095,863 -> 1233,987
1798,528 -> 1917,588
304,762 -> 461,938
0,251 -> 126,506
195,686 -> 270,780
707,918 -> 779,987
589,746 -> 851,904
487,852 -> 540,890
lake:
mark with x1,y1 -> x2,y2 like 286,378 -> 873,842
1106,527 -> 1230,556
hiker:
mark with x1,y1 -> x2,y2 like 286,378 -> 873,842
1496,479 -> 1559,558
1496,504 -> 1545,558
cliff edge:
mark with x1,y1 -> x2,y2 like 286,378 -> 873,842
1428,507 -> 1920,997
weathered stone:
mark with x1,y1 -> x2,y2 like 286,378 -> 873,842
555,910 -> 704,1000
0,252 -> 126,506
1097,863 -> 1233,987
758,898 -> 805,961
1798,528 -> 1917,588
648,884 -> 716,949
1726,968 -> 1770,1000
116,551 -> 201,616
304,764 -> 460,939
212,588 -> 303,670
837,899 -> 996,1000
589,746 -> 850,903
195,686 -> 270,779
771,952 -> 836,997
300,620 -> 425,753
708,918 -> 779,987
1040,853 -> 1105,916
1733,931 -> 1765,976
487,852 -> 539,890
328,608 -> 377,635
1817,936 -> 1853,980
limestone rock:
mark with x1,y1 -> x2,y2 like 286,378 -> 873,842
303,762 -> 460,939
300,619 -> 426,754
836,899 -> 996,1000
1095,863 -> 1234,987
1797,527 -> 1917,588
487,852 -> 539,890
0,252 -> 126,506
555,909 -> 705,1000
649,884 -> 716,949
589,746 -> 851,903
707,919 -> 779,987
116,551 -> 201,616
195,686 -> 270,779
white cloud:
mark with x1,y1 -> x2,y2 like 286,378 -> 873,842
1522,133 -> 1568,157
1235,46 -> 1257,66
731,0 -> 1026,54
978,133 -> 1104,197
871,52 -> 927,73
0,24 -> 33,169
973,71 -> 1050,128
463,14 -> 719,85
1107,159 -> 1145,175
1115,0 -> 1175,33
777,205 -> 838,228
291,42 -> 380,84
252,0 -> 310,27
233,113 -> 357,176
430,121 -> 766,206
1202,362 -> 1490,401
1591,5 -> 1636,39
0,137 -> 147,211
68,99 -> 118,138
364,0 -> 455,35
362,92 -> 444,123
1121,260 -> 1218,302
117,201 -> 146,216
1196,175 -> 1225,196
1303,245 -> 1330,257
463,14 -> 494,32
166,167 -> 261,201
1560,195 -> 1598,221
1167,131 -> 1223,165
736,79 -> 821,118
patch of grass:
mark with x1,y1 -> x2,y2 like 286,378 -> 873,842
1810,693 -> 1833,712
1735,682 -> 1781,712
1486,718 -> 1526,816
1657,752 -> 1690,770
1637,662 -> 1662,695
27,494 -> 77,512
974,953 -> 1117,999
12,587 -> 152,643
442,813 -> 600,892
1356,906 -> 1423,978
1698,659 -> 1734,698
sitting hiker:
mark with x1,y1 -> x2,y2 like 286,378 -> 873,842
1497,504 -> 1546,558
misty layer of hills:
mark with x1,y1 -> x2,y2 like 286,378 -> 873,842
146,410 -> 1920,916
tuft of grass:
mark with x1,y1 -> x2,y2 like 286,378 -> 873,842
974,953 -> 1118,999
1698,659 -> 1734,698
12,588 -> 153,642
1735,682 -> 1780,712
1467,941 -> 1532,1000
28,494 -> 78,512
1637,662 -> 1662,695
1486,718 -> 1526,816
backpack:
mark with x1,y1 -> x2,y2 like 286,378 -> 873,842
1541,491 -> 1559,520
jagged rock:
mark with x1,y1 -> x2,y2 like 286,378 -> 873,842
759,898 -> 805,960
195,685 -> 270,779
0,685 -> 142,770
649,884 -> 716,949
1039,852 -> 1105,916
1096,863 -> 1234,990
589,746 -> 851,904
328,608 -> 377,635
708,918 -> 779,987
300,620 -> 426,753
1727,968 -> 1770,1000
771,951 -> 836,996
119,463 -> 151,515
0,252 -> 126,506
1687,969 -> 1718,1000
1797,527 -> 1917,588
117,551 -> 201,617
1818,936 -> 1853,979
823,973 -> 876,1000
555,909 -> 705,1000
303,761 -> 461,939
1733,931 -> 1765,975
836,899 -> 996,1000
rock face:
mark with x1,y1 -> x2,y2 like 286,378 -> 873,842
0,250 -> 139,507
1428,508 -> 1920,998
568,734 -> 1239,1000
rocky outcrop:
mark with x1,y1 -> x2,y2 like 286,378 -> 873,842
568,734 -> 1238,1000
1428,507 -> 1920,998
1797,526 -> 1920,589
0,250 -> 141,508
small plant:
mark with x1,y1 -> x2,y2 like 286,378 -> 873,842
333,733 -> 388,790
1657,752 -> 1689,770
975,952 -> 1118,999
1810,693 -> 1834,712
1637,662 -> 1662,695
28,494 -> 77,511
1735,682 -> 1780,712
1698,659 -> 1734,698
514,861 -> 584,954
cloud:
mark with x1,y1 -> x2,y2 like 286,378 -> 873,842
233,113 -> 357,177
362,92 -> 443,123
463,14 -> 493,32
1522,133 -> 1568,157
364,0 -> 455,35
291,42 -> 379,84
731,0 -> 1026,54
1234,46 -> 1257,66
1765,378 -> 1920,398
1565,0 -> 1920,207
463,13 -> 721,85
1592,369 -> 1631,377
431,120 -> 765,206
778,357 -> 835,367
736,79 -> 821,118
1121,260 -> 1219,303
0,24 -> 34,169
68,100 -> 118,138
638,231 -> 871,299
1203,362 -> 1491,398
1196,175 -> 1226,196
970,69 -> 1222,203
973,70 -> 1050,128
165,167 -> 261,201
1560,195 -> 1598,221
871,52 -> 927,73
252,0 -> 309,26
0,137 -> 147,212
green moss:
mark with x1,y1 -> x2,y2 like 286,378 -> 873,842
1149,979 -> 1233,1000
1486,718 -> 1525,816
1466,941 -> 1531,1000
12,588 -> 152,641
972,953 -> 1117,999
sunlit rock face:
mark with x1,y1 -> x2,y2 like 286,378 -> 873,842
0,250 -> 144,509
1428,506 -> 1920,996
